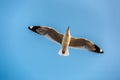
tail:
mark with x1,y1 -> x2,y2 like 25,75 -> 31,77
58,48 -> 69,56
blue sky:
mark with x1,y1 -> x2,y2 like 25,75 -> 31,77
0,0 -> 120,80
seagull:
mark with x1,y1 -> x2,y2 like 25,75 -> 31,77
28,26 -> 104,56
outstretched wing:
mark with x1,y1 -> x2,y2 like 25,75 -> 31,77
28,26 -> 63,44
69,37 -> 103,53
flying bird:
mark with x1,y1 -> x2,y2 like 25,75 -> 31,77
28,26 -> 103,56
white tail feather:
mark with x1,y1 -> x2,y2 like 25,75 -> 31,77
58,48 -> 69,56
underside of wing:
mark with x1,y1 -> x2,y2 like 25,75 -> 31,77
69,37 -> 103,53
28,26 -> 64,44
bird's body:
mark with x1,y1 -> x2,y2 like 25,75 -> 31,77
59,27 -> 71,56
28,26 -> 103,56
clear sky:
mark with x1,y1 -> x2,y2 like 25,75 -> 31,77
0,0 -> 120,80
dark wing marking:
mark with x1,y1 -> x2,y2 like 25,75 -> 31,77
28,26 -> 63,44
69,37 -> 103,53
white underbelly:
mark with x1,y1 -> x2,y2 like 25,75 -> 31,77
61,35 -> 71,54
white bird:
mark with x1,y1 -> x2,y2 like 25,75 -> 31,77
28,26 -> 103,56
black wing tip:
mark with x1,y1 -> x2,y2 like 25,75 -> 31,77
93,44 -> 104,54
28,26 -> 40,33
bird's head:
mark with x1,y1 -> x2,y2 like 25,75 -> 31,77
66,26 -> 70,35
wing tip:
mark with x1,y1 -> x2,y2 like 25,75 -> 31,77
28,26 -> 40,33
93,44 -> 104,54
